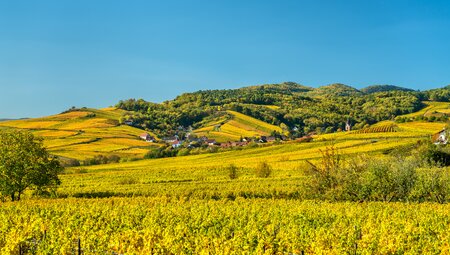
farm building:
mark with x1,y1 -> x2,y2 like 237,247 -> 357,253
162,136 -> 178,143
172,140 -> 182,148
124,120 -> 134,126
205,139 -> 217,146
139,133 -> 156,142
432,129 -> 448,144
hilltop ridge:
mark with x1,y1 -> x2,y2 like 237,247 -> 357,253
2,81 -> 450,161
116,81 -> 440,138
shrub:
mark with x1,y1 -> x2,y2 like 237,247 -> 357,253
303,145 -> 341,195
108,155 -> 121,163
363,158 -> 417,202
60,158 -> 81,167
410,167 -> 450,203
255,161 -> 272,178
145,146 -> 177,159
301,145 -> 424,202
177,148 -> 190,156
82,155 -> 121,165
227,164 -> 238,180
118,177 -> 138,185
418,143 -> 450,166
73,168 -> 88,174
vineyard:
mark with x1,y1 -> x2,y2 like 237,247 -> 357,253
1,105 -> 450,254
194,110 -> 282,143
352,124 -> 398,134
0,108 -> 159,160
1,198 -> 449,254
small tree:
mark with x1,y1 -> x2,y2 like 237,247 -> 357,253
0,130 -> 63,201
255,161 -> 272,178
304,145 -> 341,194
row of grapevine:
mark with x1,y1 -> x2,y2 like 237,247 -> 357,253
353,124 -> 398,134
1,198 -> 449,254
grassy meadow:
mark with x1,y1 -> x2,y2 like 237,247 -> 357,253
1,104 -> 450,254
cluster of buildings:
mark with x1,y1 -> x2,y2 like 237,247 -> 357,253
138,132 -> 287,149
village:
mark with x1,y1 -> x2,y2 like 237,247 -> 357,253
137,122 -> 449,149
133,120 -> 354,149
138,131 -> 298,149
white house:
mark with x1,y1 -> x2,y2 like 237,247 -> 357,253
345,120 -> 351,132
432,129 -> 447,145
172,140 -> 182,148
139,133 -> 155,142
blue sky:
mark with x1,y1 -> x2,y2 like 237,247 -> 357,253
1,0 -> 450,118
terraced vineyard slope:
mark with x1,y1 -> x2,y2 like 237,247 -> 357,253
194,110 -> 282,142
0,108 -> 159,160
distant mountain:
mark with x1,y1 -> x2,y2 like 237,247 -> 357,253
0,118 -> 25,122
361,85 -> 415,94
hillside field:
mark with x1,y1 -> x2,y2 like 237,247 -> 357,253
0,104 -> 449,254
194,110 -> 282,142
0,108 -> 160,160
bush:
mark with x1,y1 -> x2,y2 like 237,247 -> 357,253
108,155 -> 121,163
82,154 -> 121,166
177,148 -> 190,156
118,177 -> 138,185
418,143 -> 450,166
255,161 -> 272,178
145,146 -> 177,159
60,158 -> 81,167
303,145 -> 341,195
73,168 -> 88,174
410,167 -> 450,203
227,164 -> 238,179
363,158 -> 417,202
301,145 -> 424,202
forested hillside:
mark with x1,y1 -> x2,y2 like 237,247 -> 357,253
116,82 -> 450,138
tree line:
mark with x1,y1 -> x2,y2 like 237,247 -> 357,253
115,82 -> 447,138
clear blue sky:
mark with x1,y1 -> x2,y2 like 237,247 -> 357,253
1,0 -> 450,118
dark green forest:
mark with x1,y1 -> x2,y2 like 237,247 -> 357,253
116,82 -> 450,137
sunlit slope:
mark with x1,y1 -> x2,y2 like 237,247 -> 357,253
60,135 -> 421,197
0,108 -> 158,160
194,110 -> 282,142
401,101 -> 450,118
60,109 -> 449,198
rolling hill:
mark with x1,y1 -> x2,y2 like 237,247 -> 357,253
2,81 -> 450,162
57,102 -> 449,199
116,81 -> 431,139
0,107 -> 160,160
194,110 -> 282,142
360,84 -> 415,94
2,86 -> 450,255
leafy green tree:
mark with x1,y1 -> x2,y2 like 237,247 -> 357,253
0,130 -> 62,201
